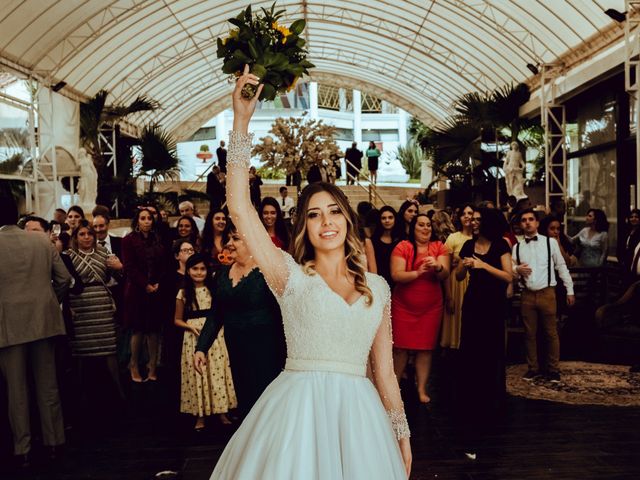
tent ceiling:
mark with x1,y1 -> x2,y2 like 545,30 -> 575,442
0,0 -> 626,139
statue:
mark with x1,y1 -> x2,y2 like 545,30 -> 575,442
503,141 -> 526,199
76,148 -> 98,209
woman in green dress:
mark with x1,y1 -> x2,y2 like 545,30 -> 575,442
365,141 -> 381,184
195,220 -> 286,417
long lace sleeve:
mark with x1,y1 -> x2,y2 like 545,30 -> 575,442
226,131 -> 290,296
369,289 -> 410,440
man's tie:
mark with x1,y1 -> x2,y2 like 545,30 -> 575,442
525,236 -> 538,244
282,197 -> 285,206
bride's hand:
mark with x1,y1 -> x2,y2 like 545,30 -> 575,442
232,64 -> 264,129
399,437 -> 412,478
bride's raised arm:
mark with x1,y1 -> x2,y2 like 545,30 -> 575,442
225,66 -> 289,295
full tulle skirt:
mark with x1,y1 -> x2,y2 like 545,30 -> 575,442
211,370 -> 407,479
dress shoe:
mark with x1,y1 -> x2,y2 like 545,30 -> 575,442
15,452 -> 31,469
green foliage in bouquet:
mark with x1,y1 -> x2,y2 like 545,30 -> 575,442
217,2 -> 315,101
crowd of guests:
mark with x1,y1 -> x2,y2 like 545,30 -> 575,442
3,178 -> 639,466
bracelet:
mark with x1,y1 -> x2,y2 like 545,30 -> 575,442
387,408 -> 411,440
227,130 -> 254,169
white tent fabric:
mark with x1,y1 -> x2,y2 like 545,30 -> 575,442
0,0 -> 626,139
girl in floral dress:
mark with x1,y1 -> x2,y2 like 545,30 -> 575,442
174,254 -> 236,430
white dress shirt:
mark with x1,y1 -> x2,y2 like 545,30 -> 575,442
98,236 -> 112,253
633,242 -> 640,276
280,195 -> 295,219
512,233 -> 574,295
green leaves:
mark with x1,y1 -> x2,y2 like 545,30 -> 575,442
289,19 -> 305,35
216,3 -> 313,101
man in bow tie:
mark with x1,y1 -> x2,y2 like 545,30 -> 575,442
513,209 -> 575,383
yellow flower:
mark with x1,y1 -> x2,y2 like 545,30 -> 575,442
229,29 -> 239,39
272,22 -> 291,42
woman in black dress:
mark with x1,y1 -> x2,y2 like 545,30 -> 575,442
194,220 -> 286,417
454,207 -> 513,460
369,206 -> 403,289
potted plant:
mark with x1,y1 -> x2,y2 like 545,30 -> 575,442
196,144 -> 213,162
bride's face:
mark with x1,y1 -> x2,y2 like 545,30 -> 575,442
305,191 -> 347,252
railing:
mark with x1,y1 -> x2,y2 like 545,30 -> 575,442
343,158 -> 387,207
185,162 -> 216,192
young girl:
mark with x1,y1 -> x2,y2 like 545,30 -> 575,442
174,254 -> 236,430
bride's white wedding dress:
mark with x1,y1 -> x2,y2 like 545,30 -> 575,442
210,252 -> 408,479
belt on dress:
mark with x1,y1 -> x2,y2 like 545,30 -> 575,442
285,358 -> 366,377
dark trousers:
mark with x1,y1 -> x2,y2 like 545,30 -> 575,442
521,287 -> 560,373
0,338 -> 65,454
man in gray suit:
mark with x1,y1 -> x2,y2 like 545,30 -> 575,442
0,197 -> 71,467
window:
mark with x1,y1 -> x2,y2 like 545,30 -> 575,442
566,147 -> 617,255
362,129 -> 399,142
185,126 -> 216,142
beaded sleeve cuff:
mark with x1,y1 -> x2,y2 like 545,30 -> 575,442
387,408 -> 411,440
227,130 -> 254,169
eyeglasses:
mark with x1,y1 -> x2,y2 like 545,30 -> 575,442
180,248 -> 195,254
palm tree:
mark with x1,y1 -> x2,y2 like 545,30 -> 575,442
80,90 -> 158,166
137,124 -> 180,192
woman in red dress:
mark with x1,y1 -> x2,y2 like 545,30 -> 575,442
391,213 -> 450,403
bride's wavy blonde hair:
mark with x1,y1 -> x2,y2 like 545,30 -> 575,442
290,182 -> 373,305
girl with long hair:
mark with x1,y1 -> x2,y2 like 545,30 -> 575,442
369,206 -> 403,289
260,196 -> 290,250
454,208 -> 512,459
194,66 -> 411,479
397,200 -> 418,239
174,254 -> 236,430
390,213 -> 450,403
441,203 -> 474,349
121,208 -> 166,382
174,215 -> 201,251
571,208 -> 609,267
201,208 -> 228,272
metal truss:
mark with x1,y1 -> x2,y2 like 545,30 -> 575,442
98,125 -> 119,217
625,0 -> 640,209
540,63 -> 567,214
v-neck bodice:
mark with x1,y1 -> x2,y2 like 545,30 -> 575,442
274,253 -> 389,376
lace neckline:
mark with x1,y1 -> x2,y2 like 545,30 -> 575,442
315,272 -> 364,307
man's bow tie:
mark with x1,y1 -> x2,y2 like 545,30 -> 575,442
525,236 -> 538,243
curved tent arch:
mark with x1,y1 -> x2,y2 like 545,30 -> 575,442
0,0 -> 626,138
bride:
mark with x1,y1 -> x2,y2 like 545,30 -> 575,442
194,65 -> 412,479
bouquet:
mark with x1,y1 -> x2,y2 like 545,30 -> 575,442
217,3 -> 315,101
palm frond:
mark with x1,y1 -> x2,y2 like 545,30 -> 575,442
0,152 -> 25,174
137,124 -> 181,188
105,95 -> 159,119
430,119 -> 482,166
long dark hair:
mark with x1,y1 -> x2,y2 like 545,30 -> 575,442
260,196 -> 290,250
182,253 -> 212,317
130,208 -> 159,244
202,208 -> 228,258
175,215 -> 200,245
477,207 -> 507,242
397,200 -> 418,238
372,205 -> 403,242
539,215 -> 574,254
407,213 -> 435,266
588,208 -> 610,233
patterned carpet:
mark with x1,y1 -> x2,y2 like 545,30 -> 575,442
507,361 -> 640,407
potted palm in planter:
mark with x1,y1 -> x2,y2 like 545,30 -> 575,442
196,144 -> 213,162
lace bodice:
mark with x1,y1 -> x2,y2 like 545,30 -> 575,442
276,253 -> 389,376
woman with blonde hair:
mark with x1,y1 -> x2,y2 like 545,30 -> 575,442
194,66 -> 411,479
431,210 -> 456,243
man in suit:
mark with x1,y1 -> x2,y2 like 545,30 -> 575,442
93,214 -> 124,322
345,142 -> 363,185
216,140 -> 227,174
0,197 -> 71,467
